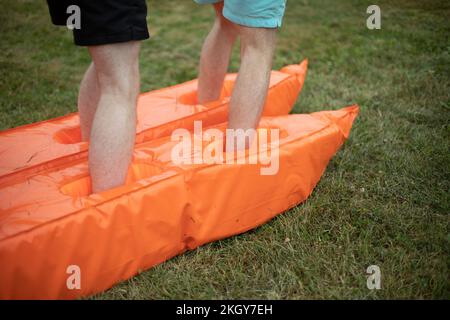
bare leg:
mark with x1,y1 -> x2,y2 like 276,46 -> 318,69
87,41 -> 141,193
78,62 -> 99,141
223,26 -> 277,151
228,26 -> 277,132
197,3 -> 237,104
198,5 -> 277,150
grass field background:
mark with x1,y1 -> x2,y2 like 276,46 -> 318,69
0,0 -> 448,299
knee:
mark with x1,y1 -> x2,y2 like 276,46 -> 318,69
214,15 -> 238,41
96,67 -> 140,102
239,27 -> 277,60
89,42 -> 141,102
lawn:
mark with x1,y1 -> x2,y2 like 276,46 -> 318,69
0,0 -> 448,299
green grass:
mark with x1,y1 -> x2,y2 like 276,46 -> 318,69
1,0 -> 449,299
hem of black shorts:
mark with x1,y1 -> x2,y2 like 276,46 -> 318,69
74,30 -> 150,46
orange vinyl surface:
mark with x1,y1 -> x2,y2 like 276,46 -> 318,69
0,60 -> 307,181
0,59 -> 360,299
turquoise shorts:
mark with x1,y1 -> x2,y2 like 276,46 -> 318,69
194,0 -> 286,28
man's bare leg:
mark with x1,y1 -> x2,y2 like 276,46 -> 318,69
197,4 -> 277,150
197,3 -> 237,104
88,41 -> 140,193
78,62 -> 99,141
228,26 -> 277,132
225,26 -> 277,151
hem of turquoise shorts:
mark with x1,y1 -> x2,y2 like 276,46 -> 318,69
223,7 -> 283,28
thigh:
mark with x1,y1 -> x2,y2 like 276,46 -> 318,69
193,0 -> 224,16
223,0 -> 287,28
238,26 -> 277,46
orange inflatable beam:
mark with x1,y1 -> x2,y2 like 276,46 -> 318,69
0,60 -> 307,181
0,104 -> 359,299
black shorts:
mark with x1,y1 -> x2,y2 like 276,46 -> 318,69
46,0 -> 150,46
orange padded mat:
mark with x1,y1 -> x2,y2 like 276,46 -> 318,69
0,60 -> 307,180
0,59 -> 360,299
0,105 -> 358,299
